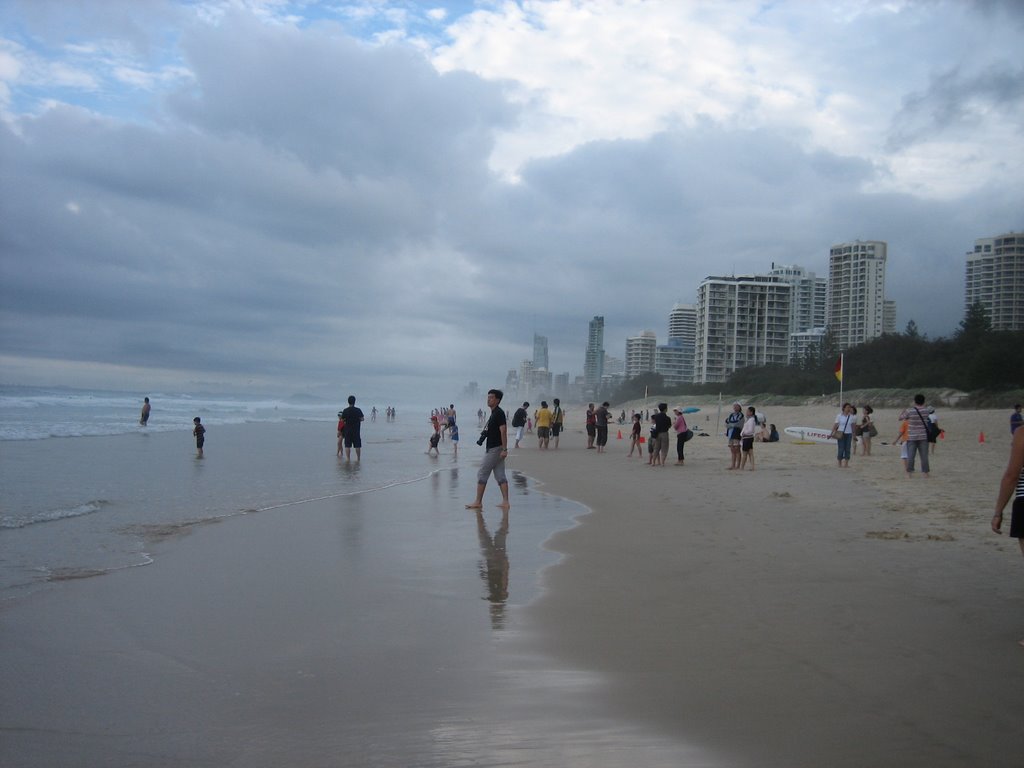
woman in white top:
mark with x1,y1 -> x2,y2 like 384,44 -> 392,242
740,406 -> 759,471
830,403 -> 857,468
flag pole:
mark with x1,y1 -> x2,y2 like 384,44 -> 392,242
839,352 -> 844,406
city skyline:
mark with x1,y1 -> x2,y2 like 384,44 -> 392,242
525,231 -> 1021,390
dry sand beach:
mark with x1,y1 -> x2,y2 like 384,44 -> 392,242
508,402 -> 1023,767
2,401 -> 1022,767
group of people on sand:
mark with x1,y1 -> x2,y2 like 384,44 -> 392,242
724,402 -> 776,471
460,390 -> 1024,646
827,394 -> 941,475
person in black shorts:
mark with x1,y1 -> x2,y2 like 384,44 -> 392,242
595,402 -> 612,453
551,398 -> 564,449
192,417 -> 205,457
340,395 -> 365,461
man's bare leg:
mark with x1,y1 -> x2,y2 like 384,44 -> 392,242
466,482 -> 487,509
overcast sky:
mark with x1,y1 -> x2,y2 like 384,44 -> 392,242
1,0 -> 1022,403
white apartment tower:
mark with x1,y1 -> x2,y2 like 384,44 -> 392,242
694,275 -> 792,384
668,303 -> 697,343
657,303 -> 697,386
625,330 -> 657,377
965,233 -> 1024,331
769,264 -> 828,363
827,241 -> 890,350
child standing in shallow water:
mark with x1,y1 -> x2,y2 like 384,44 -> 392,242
192,417 -> 205,457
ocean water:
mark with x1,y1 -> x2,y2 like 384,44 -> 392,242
0,387 -> 717,766
0,387 -> 494,600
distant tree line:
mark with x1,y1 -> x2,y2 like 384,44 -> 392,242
611,302 -> 1024,402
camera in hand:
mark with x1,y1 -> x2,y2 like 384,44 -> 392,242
476,430 -> 488,446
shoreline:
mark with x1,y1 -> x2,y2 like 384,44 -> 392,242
505,403 -> 1023,766
2,405 -> 1022,766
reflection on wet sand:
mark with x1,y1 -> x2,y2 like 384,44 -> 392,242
475,509 -> 510,630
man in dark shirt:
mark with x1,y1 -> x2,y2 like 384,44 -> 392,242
340,395 -> 365,461
595,401 -> 611,453
651,403 -> 673,466
511,401 -> 529,449
466,389 -> 510,510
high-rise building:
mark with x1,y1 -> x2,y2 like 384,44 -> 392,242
965,233 -> 1024,331
518,359 -> 534,398
533,333 -> 549,371
603,355 -> 624,376
883,300 -> 897,335
583,316 -> 605,392
827,240 -> 890,350
668,303 -> 697,342
768,264 -> 827,362
662,303 -> 696,385
694,275 -> 792,384
625,330 -> 657,377
554,372 -> 570,400
655,339 -> 690,387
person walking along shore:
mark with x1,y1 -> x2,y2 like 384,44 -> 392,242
466,389 -> 510,510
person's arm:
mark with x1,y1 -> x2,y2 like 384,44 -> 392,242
500,423 -> 508,454
993,428 -> 1024,533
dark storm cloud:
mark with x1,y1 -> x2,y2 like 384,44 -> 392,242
888,64 -> 1024,151
0,14 -> 520,394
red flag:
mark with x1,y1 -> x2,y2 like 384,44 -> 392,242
834,356 -> 843,382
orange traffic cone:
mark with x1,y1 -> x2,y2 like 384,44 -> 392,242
617,430 -> 623,440
979,432 -> 985,443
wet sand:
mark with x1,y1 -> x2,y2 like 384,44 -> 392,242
507,404 -> 1024,767
0,456 -> 713,767
2,405 -> 1022,767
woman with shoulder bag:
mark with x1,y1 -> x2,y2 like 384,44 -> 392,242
830,403 -> 857,468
